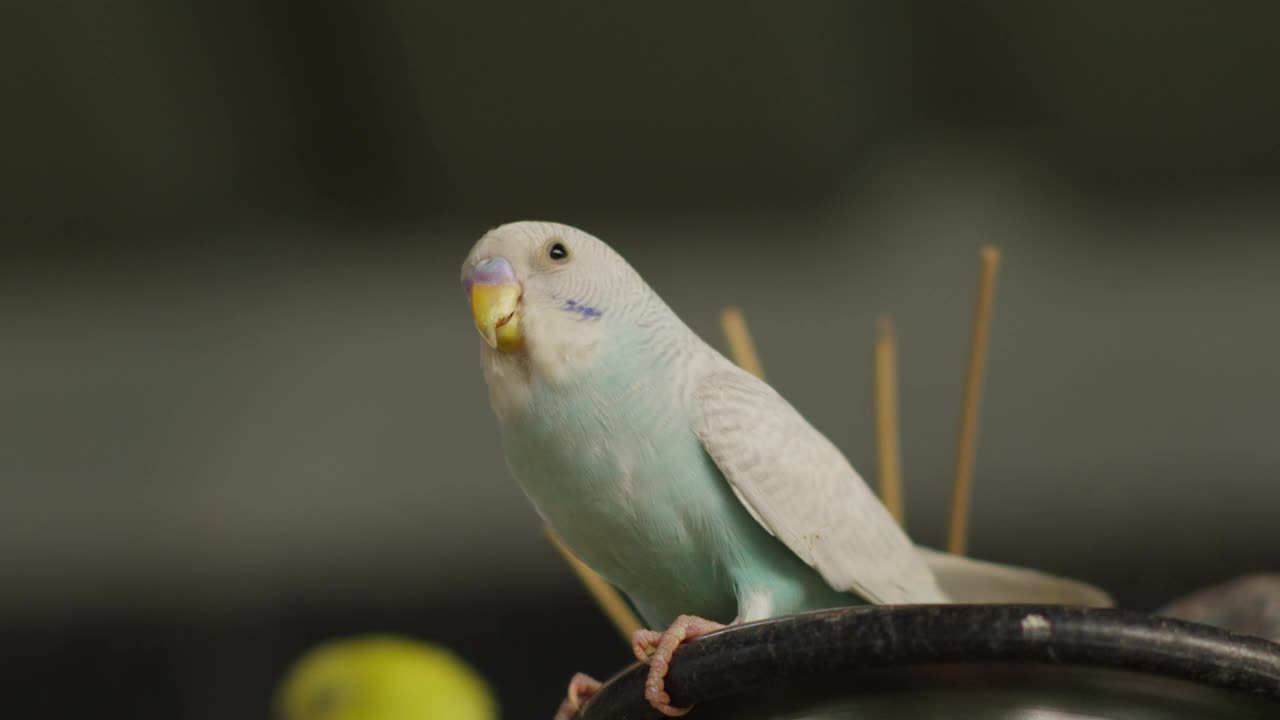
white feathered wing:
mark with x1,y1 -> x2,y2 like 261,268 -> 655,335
694,367 -> 1115,609
693,368 -> 948,605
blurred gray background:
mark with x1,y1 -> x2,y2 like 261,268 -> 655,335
3,2 -> 1279,718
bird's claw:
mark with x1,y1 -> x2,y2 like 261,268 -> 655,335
553,672 -> 601,720
630,628 -> 662,661
634,614 -> 725,717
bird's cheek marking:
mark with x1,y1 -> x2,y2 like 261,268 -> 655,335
560,299 -> 605,319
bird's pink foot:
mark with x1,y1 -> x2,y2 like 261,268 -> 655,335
631,627 -> 663,661
553,672 -> 602,720
631,614 -> 726,717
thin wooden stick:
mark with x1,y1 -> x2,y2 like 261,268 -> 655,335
545,528 -> 643,642
947,246 -> 1002,555
874,316 -> 905,527
720,306 -> 766,380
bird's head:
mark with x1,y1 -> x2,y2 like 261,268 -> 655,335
460,221 -> 657,368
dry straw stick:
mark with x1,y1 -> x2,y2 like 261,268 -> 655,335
874,316 -> 905,527
545,528 -> 644,641
946,247 -> 1002,556
720,306 -> 766,380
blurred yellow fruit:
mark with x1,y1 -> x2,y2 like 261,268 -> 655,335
275,635 -> 498,720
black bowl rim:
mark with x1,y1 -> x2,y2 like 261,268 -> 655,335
580,603 -> 1280,718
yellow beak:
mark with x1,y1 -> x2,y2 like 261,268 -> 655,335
470,283 -> 523,352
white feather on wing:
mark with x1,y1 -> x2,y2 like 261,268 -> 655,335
693,368 -> 948,605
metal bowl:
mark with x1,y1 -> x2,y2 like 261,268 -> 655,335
579,604 -> 1280,719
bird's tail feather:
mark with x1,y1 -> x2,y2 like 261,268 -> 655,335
917,546 -> 1114,607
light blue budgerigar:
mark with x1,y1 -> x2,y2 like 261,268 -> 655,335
460,221 -> 1112,718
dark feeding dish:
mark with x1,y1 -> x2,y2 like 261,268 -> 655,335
579,604 -> 1280,719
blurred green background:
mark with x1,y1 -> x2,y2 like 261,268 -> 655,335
4,1 -> 1280,717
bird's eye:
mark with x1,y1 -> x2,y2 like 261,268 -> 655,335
548,242 -> 569,262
